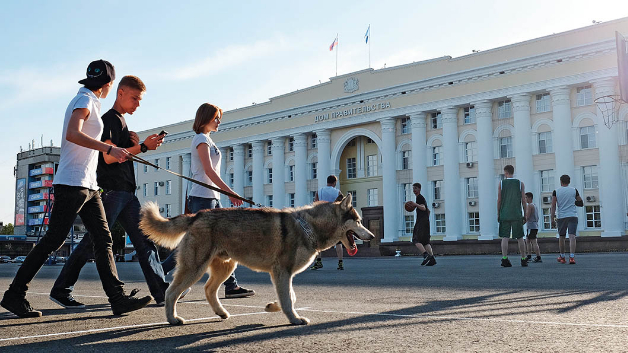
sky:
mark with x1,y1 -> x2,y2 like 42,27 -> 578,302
0,0 -> 625,227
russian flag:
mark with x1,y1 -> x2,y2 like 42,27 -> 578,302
329,37 -> 338,51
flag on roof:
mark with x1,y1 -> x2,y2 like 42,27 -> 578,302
329,36 -> 338,51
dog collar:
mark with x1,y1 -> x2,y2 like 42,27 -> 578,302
294,214 -> 315,243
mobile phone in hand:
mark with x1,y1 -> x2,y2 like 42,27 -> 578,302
159,130 -> 168,136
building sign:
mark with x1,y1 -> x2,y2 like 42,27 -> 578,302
0,235 -> 27,241
15,179 -> 25,226
315,101 -> 392,122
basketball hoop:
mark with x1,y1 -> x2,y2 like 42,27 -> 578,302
594,94 -> 625,129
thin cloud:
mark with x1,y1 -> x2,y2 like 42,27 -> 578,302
0,67 -> 77,111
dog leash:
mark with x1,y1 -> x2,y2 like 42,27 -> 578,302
127,153 -> 262,207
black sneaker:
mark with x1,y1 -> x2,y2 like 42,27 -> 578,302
421,256 -> 430,266
225,287 -> 255,299
521,258 -> 528,267
533,256 -> 542,263
526,254 -> 532,261
1,291 -> 42,318
501,258 -> 512,267
49,294 -> 85,309
337,260 -> 344,270
310,260 -> 323,270
110,290 -> 152,315
425,255 -> 437,266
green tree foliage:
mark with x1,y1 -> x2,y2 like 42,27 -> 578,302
0,223 -> 14,235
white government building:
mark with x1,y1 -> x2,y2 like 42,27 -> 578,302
136,17 -> 628,244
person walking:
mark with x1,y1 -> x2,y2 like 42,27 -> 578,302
310,175 -> 345,270
0,60 -> 152,318
551,175 -> 583,264
525,192 -> 542,263
49,75 -> 171,308
497,165 -> 527,267
406,183 -> 436,266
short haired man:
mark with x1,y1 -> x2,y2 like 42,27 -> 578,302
406,183 -> 436,266
49,76 -> 171,307
525,192 -> 542,263
550,174 -> 583,264
310,175 -> 344,270
497,165 -> 527,267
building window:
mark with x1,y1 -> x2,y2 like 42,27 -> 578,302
166,157 -> 171,170
228,173 -> 234,187
464,106 -> 476,124
144,165 -> 148,173
165,204 -> 171,217
538,132 -> 553,154
466,177 -> 478,198
266,168 -> 273,184
435,214 -> 446,233
582,166 -> 598,189
576,85 -> 592,106
432,146 -> 442,166
580,126 -> 596,149
289,193 -> 295,208
585,205 -> 601,228
247,145 -> 252,158
347,138 -> 356,147
310,162 -> 317,179
540,170 -> 555,193
465,141 -> 477,162
143,183 -> 148,197
367,155 -> 378,177
311,133 -> 317,149
310,191 -> 316,202
165,180 -> 172,195
266,195 -> 273,207
154,182 -> 159,196
246,170 -> 253,186
500,136 -> 513,158
367,188 -> 378,206
229,149 -> 234,161
403,183 -> 413,202
347,158 -> 357,179
154,159 -> 160,171
401,150 -> 411,170
348,190 -> 357,207
288,165 -> 294,182
405,215 -> 415,234
433,180 -> 443,200
498,99 -> 512,119
401,117 -> 410,134
431,112 -> 442,129
267,142 -> 272,155
288,137 -> 294,152
542,207 -> 556,230
536,93 -> 550,113
468,212 -> 480,233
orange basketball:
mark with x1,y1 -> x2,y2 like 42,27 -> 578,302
404,201 -> 416,212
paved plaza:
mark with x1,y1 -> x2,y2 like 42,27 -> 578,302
0,253 -> 626,352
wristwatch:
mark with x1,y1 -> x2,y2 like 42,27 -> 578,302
140,143 -> 148,153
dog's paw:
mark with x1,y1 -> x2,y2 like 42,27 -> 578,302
265,302 -> 281,312
290,317 -> 310,325
168,316 -> 186,325
216,311 -> 230,320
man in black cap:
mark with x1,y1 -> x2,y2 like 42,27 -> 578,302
1,60 -> 153,318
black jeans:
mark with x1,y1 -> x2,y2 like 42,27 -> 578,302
51,190 -> 168,302
8,185 -> 124,300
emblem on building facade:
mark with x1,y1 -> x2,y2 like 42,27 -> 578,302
344,77 -> 359,93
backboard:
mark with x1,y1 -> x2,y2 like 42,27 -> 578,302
618,31 -> 628,102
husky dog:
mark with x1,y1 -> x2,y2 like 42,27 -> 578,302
139,194 -> 374,326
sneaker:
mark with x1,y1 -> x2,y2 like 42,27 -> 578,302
310,260 -> 323,270
569,257 -> 576,265
421,256 -> 430,266
225,287 -> 255,299
521,258 -> 528,267
425,255 -> 437,266
156,287 -> 191,306
110,291 -> 153,315
337,260 -> 344,270
533,256 -> 543,263
501,258 -> 512,267
526,254 -> 532,261
49,294 -> 85,309
1,291 -> 42,318
557,256 -> 566,264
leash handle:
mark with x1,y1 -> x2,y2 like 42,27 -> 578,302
127,153 -> 262,207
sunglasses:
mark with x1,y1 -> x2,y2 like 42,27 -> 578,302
214,115 -> 222,123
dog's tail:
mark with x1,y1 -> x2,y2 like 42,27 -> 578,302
139,201 -> 193,249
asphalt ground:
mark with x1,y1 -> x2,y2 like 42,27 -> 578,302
0,253 -> 626,352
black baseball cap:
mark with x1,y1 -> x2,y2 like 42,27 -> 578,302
78,60 -> 115,87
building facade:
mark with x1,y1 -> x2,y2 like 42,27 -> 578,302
135,18 -> 628,243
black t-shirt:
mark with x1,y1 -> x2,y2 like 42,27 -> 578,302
415,194 -> 429,220
97,109 -> 136,192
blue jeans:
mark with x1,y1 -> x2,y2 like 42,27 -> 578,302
161,196 -> 238,291
51,190 -> 168,302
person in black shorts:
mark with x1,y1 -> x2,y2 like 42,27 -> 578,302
406,183 -> 435,266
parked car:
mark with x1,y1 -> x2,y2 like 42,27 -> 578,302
0,255 -> 13,263
13,256 -> 27,263
55,256 -> 66,263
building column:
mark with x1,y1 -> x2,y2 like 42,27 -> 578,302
293,133 -> 308,206
181,153 -> 191,215
442,107 -> 462,241
410,112 -> 428,187
380,117 -> 398,242
593,78 -> 624,237
475,101 -> 498,240
252,140 -> 265,208
271,137 -> 286,209
511,94 -> 534,193
315,129 -> 331,191
219,147 -> 228,206
550,87 -> 575,185
233,144 -> 245,200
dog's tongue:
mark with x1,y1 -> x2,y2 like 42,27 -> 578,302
346,246 -> 358,256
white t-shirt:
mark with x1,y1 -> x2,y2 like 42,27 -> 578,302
318,186 -> 340,202
189,133 -> 221,199
53,88 -> 103,190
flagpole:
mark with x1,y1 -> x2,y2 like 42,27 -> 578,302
368,25 -> 371,69
336,33 -> 338,76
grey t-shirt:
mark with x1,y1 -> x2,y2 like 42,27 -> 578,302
553,186 -> 580,219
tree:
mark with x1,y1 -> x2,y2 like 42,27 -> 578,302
0,223 -> 14,235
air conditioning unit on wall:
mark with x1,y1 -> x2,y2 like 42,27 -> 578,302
466,162 -> 474,168
586,196 -> 596,202
432,202 -> 440,208
542,196 -> 551,204
159,207 -> 165,213
158,181 -> 165,186
468,201 -> 477,206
